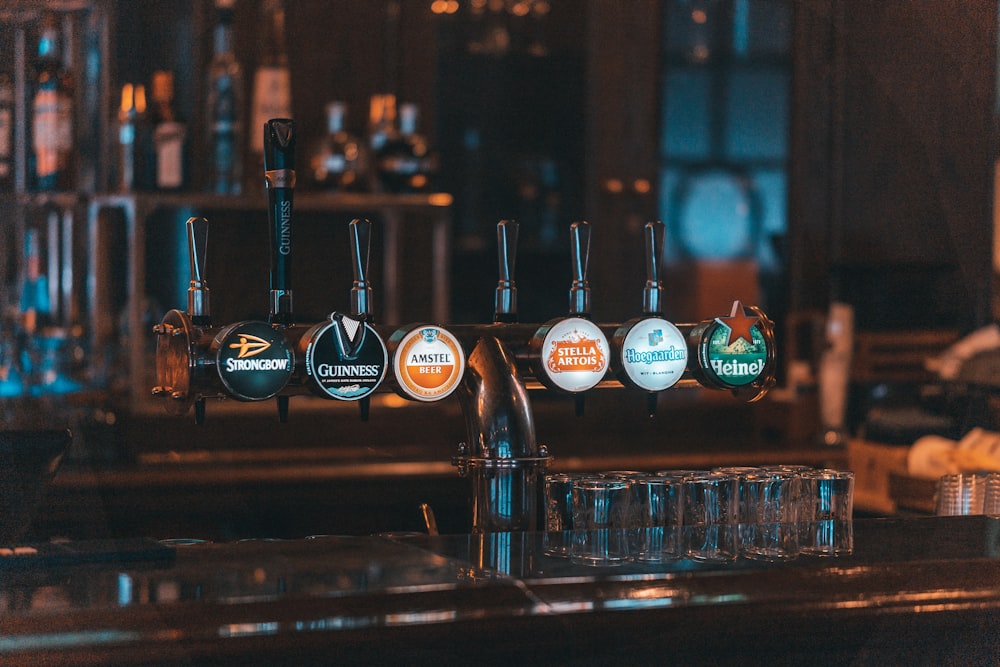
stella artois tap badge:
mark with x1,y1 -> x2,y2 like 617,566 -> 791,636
537,317 -> 610,393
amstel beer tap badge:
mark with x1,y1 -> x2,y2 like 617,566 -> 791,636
538,317 -> 609,392
697,300 -> 767,388
392,325 -> 466,401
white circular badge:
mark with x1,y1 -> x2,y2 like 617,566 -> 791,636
537,317 -> 610,393
618,317 -> 688,392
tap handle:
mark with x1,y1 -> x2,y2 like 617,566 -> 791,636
494,219 -> 518,323
568,220 -> 591,316
264,118 -> 297,325
350,218 -> 373,318
643,220 -> 665,316
186,217 -> 211,325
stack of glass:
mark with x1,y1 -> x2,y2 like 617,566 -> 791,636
543,465 -> 856,566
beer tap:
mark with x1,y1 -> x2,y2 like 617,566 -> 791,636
265,118 -> 296,328
612,220 -> 688,417
453,219 -> 548,533
186,217 -> 211,424
494,219 -> 518,323
152,217 -> 219,424
350,218 -> 375,421
298,219 -> 388,407
530,221 -> 610,411
265,118 -> 297,421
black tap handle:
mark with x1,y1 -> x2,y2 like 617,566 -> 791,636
569,220 -> 591,316
350,218 -> 373,318
495,219 -> 518,323
264,118 -> 296,325
643,220 -> 665,316
186,217 -> 211,325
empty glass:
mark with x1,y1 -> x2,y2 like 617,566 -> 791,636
682,471 -> 740,562
543,472 -> 586,557
800,469 -> 855,556
742,470 -> 802,561
629,474 -> 685,562
570,477 -> 631,565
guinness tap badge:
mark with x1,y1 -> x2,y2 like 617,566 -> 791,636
304,312 -> 387,400
214,321 -> 294,401
391,325 -> 466,401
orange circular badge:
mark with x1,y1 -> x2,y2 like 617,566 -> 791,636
392,325 -> 466,401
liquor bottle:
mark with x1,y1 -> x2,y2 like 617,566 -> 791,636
19,227 -> 51,337
375,102 -> 438,193
307,101 -> 366,191
149,70 -> 187,190
32,12 -> 74,191
206,0 -> 244,194
0,58 -> 13,192
117,83 -> 150,192
249,0 -> 292,177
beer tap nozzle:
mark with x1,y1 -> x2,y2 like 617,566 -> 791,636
264,118 -> 297,327
350,218 -> 373,319
494,220 -> 518,323
568,220 -> 591,316
350,218 -> 374,422
186,217 -> 211,326
643,220 -> 665,317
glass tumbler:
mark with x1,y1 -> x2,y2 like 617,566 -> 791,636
800,469 -> 855,556
570,477 -> 631,565
543,472 -> 586,557
629,474 -> 685,562
682,471 -> 740,562
742,470 -> 802,561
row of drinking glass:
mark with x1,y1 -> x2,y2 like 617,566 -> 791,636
544,466 -> 856,566
935,472 -> 1000,516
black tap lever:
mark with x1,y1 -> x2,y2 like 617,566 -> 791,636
350,218 -> 373,319
643,220 -> 665,317
186,217 -> 211,327
568,220 -> 592,316
494,220 -> 518,323
264,118 -> 297,327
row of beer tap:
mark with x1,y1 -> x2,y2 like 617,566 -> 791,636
150,119 -> 777,427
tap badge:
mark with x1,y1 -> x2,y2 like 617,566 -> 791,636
392,325 -> 465,402
304,312 -> 387,400
617,317 -> 688,392
539,317 -> 609,392
215,321 -> 293,401
697,301 -> 767,388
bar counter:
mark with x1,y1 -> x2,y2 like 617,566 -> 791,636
3,516 -> 1000,665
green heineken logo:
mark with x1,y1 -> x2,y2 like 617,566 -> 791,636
699,301 -> 768,387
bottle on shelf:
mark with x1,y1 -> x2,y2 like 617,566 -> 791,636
306,101 -> 367,192
0,53 -> 13,193
375,101 -> 438,193
32,12 -> 74,192
149,70 -> 187,191
249,0 -> 292,180
19,227 -> 50,337
116,82 -> 150,192
205,0 -> 244,195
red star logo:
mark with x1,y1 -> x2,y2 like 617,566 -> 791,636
716,300 -> 759,347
